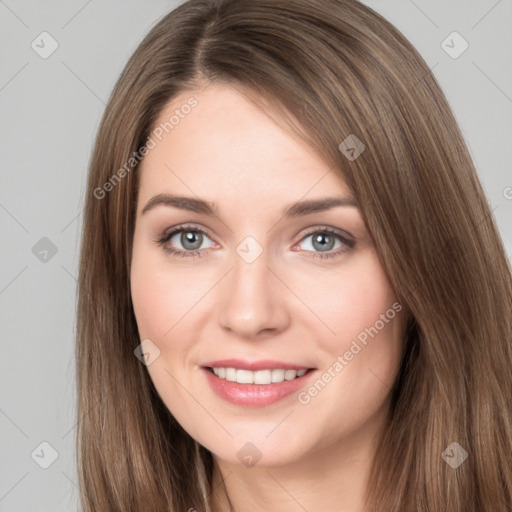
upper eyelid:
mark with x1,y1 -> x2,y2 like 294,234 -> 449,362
161,224 -> 214,242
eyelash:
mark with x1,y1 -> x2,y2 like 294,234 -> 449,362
155,223 -> 355,260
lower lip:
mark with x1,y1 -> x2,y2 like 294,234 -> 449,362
201,367 -> 316,407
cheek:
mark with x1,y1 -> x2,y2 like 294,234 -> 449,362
131,265 -> 171,341
305,250 -> 400,349
303,249 -> 404,413
130,241 -> 207,341
293,255 -> 403,443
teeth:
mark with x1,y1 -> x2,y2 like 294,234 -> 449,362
211,367 -> 308,384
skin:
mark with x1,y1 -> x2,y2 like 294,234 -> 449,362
130,82 -> 405,512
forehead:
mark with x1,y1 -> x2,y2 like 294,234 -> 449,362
138,83 -> 352,206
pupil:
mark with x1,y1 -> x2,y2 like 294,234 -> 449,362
313,233 -> 334,252
182,231 -> 202,250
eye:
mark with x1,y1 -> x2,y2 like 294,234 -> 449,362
156,224 -> 215,258
295,227 -> 354,260
156,224 -> 355,260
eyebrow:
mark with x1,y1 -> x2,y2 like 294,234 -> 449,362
141,193 -> 359,218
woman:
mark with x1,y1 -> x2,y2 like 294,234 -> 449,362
76,0 -> 512,510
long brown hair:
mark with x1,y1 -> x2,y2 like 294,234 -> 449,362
76,0 -> 512,510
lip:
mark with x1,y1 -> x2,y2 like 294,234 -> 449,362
201,359 -> 313,371
200,364 -> 317,408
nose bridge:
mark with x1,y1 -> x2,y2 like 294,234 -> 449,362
217,241 -> 289,337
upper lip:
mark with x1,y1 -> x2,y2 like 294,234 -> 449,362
201,359 -> 314,371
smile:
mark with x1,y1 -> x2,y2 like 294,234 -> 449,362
201,365 -> 316,407
208,367 -> 308,384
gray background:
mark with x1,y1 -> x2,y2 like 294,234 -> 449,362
0,0 -> 510,510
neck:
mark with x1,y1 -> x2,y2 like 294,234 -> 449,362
209,403 -> 387,512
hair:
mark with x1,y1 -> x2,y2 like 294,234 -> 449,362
75,0 -> 512,510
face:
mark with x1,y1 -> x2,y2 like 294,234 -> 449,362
130,82 -> 405,468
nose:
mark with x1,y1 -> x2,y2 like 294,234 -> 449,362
217,249 -> 290,339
